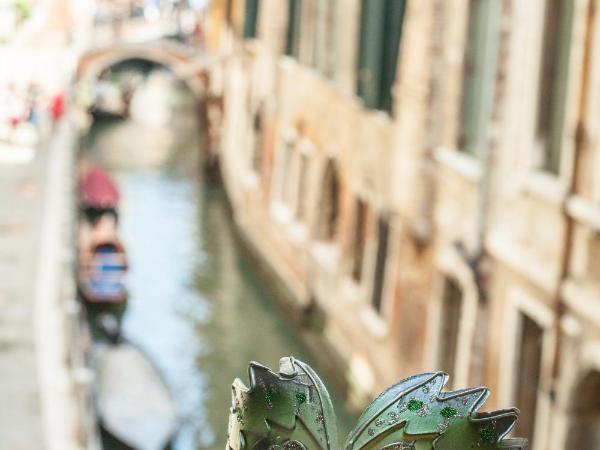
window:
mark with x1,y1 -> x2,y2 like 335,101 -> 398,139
251,107 -> 264,173
274,136 -> 295,205
513,313 -> 543,446
243,0 -> 260,38
316,161 -> 339,240
568,371 -> 600,448
458,0 -> 499,156
437,277 -> 462,381
371,217 -> 390,313
282,141 -> 295,204
535,0 -> 574,174
285,0 -> 302,58
356,0 -> 406,112
351,199 -> 368,281
295,153 -> 309,220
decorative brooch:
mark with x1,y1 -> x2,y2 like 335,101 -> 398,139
226,357 -> 527,450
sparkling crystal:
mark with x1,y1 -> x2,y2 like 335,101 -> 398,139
479,426 -> 497,443
407,399 -> 423,412
296,392 -> 307,404
283,440 -> 306,450
265,389 -> 274,403
416,404 -> 430,417
440,406 -> 457,419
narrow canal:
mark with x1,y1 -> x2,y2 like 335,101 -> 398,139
81,65 -> 355,450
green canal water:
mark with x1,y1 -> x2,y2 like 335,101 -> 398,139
83,69 -> 356,450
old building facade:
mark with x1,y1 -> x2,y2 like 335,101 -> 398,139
206,0 -> 600,448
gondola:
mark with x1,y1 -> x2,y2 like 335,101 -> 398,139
93,318 -> 178,450
79,165 -> 120,211
77,166 -> 128,303
77,237 -> 128,303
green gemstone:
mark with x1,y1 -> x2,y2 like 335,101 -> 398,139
296,392 -> 307,404
265,389 -> 274,403
407,399 -> 423,412
480,426 -> 497,443
440,406 -> 457,419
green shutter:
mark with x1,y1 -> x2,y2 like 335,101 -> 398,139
356,0 -> 406,112
243,0 -> 260,38
285,0 -> 302,58
546,0 -> 574,174
459,0 -> 499,156
356,0 -> 386,109
379,0 -> 406,112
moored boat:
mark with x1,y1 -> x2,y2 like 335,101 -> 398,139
78,238 -> 128,303
94,341 -> 178,450
79,165 -> 120,213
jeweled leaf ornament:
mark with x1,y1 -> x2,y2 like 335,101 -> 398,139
345,371 -> 528,450
227,357 -> 338,450
227,358 -> 528,450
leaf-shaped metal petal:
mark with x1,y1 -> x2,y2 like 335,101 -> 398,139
227,357 -> 338,450
227,359 -> 527,450
345,372 -> 527,450
435,408 -> 525,450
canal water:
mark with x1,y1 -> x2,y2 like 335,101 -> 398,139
82,68 -> 355,450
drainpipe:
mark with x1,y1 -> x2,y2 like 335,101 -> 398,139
551,0 -> 596,401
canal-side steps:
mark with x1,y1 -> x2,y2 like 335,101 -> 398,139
227,357 -> 528,450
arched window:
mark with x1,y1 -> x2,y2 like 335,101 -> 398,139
356,0 -> 406,112
243,0 -> 261,38
251,107 -> 264,174
316,160 -> 339,241
568,371 -> 600,448
350,198 -> 368,281
371,216 -> 390,313
274,136 -> 295,204
437,277 -> 463,382
295,152 -> 309,220
513,313 -> 544,446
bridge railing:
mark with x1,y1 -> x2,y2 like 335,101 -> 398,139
91,15 -> 182,49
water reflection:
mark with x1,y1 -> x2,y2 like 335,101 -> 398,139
83,68 -> 355,450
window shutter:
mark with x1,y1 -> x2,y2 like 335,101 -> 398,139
356,0 -> 386,109
243,0 -> 260,38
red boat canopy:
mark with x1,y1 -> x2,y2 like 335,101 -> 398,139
79,166 -> 120,208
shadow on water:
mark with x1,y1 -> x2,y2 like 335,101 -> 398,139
82,68 -> 356,450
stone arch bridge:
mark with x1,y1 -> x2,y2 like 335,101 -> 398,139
74,40 -> 224,164
75,40 -> 211,97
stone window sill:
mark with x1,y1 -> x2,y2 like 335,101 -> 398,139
433,147 -> 482,183
340,276 -> 362,303
287,220 -> 308,244
566,194 -> 600,231
242,170 -> 259,188
270,200 -> 294,224
311,241 -> 340,274
562,278 -> 600,329
359,306 -> 388,339
271,201 -> 309,244
520,170 -> 568,206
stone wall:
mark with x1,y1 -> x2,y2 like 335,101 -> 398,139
209,0 -> 600,448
